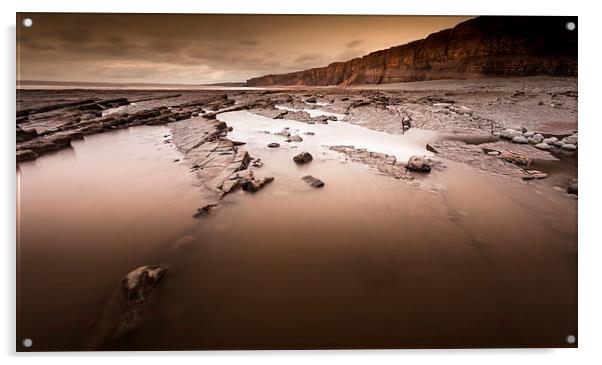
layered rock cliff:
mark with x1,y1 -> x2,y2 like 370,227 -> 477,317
246,16 -> 577,86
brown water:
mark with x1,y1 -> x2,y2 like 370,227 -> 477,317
17,115 -> 577,351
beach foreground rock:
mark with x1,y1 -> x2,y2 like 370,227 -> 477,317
293,152 -> 313,164
302,175 -> 325,188
86,265 -> 167,349
406,156 -> 431,173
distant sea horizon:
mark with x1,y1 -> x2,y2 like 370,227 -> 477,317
16,79 -> 253,90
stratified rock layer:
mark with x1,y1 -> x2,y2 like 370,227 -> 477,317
247,16 -> 577,86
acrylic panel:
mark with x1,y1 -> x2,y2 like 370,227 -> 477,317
16,13 -> 578,351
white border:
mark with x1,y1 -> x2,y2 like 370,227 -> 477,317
2,1 -> 601,364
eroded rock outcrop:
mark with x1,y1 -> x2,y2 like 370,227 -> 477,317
247,16 -> 577,86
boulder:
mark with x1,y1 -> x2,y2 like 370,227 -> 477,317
562,133 -> 578,145
512,136 -> 529,144
534,143 -> 552,151
501,129 -> 522,140
542,137 -> 558,145
406,156 -> 431,172
531,133 -> 544,144
302,175 -> 325,188
561,143 -> 577,151
293,152 -> 313,164
215,121 -> 228,130
523,131 -> 535,138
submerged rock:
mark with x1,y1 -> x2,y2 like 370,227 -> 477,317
293,152 -> 313,164
86,265 -> 167,349
193,204 -> 218,218
302,175 -> 325,188
406,156 -> 431,172
286,135 -> 303,142
241,176 -> 274,192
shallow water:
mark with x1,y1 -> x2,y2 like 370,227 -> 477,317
275,104 -> 346,120
224,110 -> 435,162
17,113 -> 577,350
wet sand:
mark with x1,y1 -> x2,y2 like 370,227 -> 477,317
16,77 -> 578,350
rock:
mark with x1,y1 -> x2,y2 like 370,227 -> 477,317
16,149 -> 37,162
501,129 -> 522,140
267,142 -> 280,148
512,136 -> 529,144
501,150 -> 532,165
241,176 -> 274,192
562,133 -> 578,145
86,265 -> 167,348
542,137 -> 558,145
567,180 -> 578,195
523,131 -> 535,138
561,143 -> 577,151
274,128 -> 291,137
487,151 -> 501,156
426,144 -> 438,154
302,175 -> 325,188
326,115 -> 338,121
554,140 -> 565,147
286,135 -> 303,142
531,133 -> 544,144
193,204 -> 218,218
16,126 -> 39,143
251,158 -> 264,168
232,140 -> 246,146
305,97 -> 317,103
215,121 -> 228,130
522,170 -> 548,180
406,156 -> 431,172
304,131 -> 315,135
402,116 -> 412,130
534,143 -> 552,151
293,152 -> 313,164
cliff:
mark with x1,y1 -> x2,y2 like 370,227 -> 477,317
246,16 -> 577,86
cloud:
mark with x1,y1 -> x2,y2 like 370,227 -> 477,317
346,39 -> 363,48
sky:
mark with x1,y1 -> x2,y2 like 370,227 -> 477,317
17,14 -> 472,84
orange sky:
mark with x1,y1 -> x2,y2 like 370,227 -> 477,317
17,14 -> 473,84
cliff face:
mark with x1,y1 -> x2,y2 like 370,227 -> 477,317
246,16 -> 577,86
